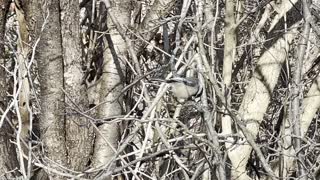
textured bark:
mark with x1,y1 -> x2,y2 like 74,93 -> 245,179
22,1 -> 67,179
60,0 -> 94,171
227,24 -> 299,180
0,0 -> 20,178
91,0 -> 130,178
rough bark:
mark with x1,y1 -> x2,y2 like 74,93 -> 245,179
227,24 -> 299,180
91,0 -> 130,178
0,0 -> 20,178
23,0 -> 68,179
60,0 -> 94,171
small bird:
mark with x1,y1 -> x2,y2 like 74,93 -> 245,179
165,76 -> 202,103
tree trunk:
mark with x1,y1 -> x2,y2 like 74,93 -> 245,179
91,1 -> 130,179
0,0 -> 20,178
23,1 -> 68,179
60,0 -> 94,171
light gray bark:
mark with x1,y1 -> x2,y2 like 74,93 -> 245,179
221,0 -> 236,162
91,1 -> 130,179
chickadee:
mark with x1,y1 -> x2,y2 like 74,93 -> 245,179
165,77 -> 203,102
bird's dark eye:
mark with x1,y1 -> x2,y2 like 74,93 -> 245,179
184,80 -> 196,86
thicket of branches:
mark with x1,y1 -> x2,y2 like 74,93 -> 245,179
1,0 -> 320,179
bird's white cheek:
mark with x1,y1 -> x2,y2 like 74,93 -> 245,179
173,84 -> 188,98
